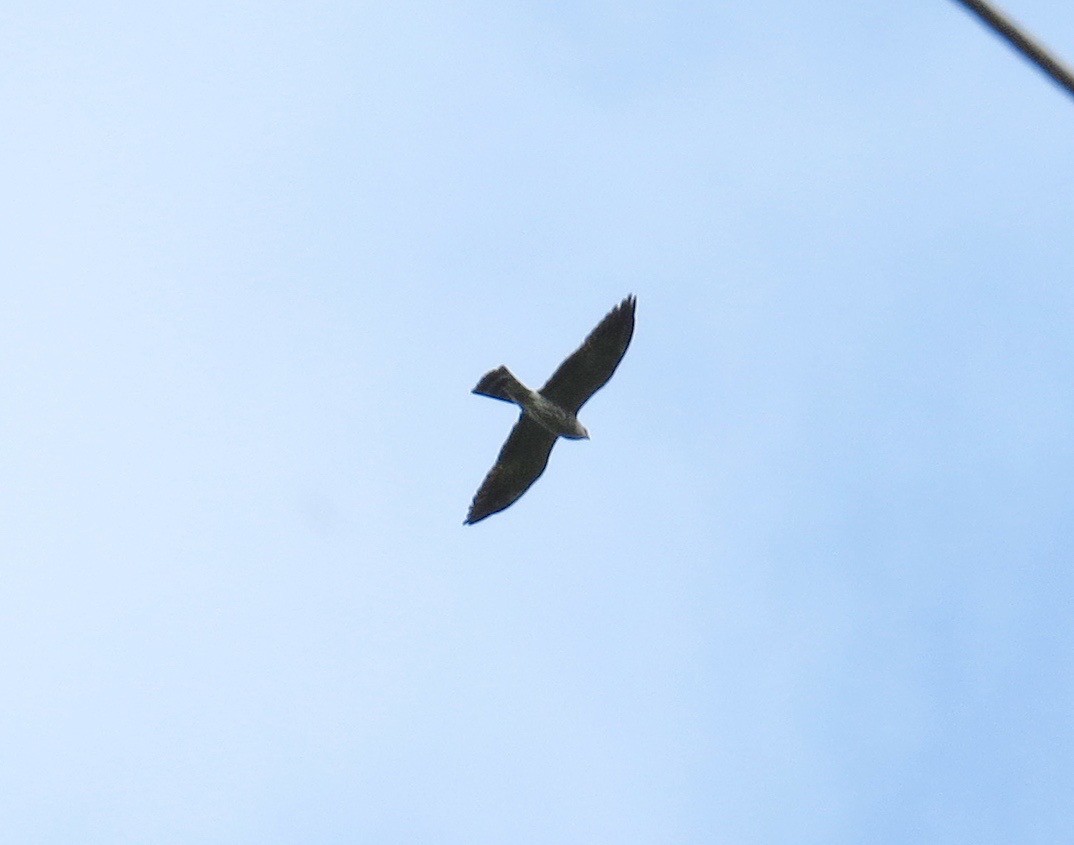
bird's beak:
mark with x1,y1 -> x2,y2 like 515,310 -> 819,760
582,428 -> 590,439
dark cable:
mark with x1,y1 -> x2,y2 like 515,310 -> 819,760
951,0 -> 1074,100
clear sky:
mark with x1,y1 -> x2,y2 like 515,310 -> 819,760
3,2 -> 1074,842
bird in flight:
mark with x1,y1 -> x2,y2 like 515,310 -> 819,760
465,294 -> 636,524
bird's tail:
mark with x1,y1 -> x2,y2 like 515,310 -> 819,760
472,365 -> 527,403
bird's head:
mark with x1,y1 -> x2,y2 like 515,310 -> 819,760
565,419 -> 589,440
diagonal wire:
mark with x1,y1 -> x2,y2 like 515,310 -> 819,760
950,0 -> 1074,100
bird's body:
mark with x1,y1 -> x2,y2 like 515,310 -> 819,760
465,295 -> 636,524
472,365 -> 589,440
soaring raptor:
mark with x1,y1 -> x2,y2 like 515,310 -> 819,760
465,295 -> 636,524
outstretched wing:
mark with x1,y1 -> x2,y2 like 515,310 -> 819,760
539,294 -> 636,414
465,415 -> 558,524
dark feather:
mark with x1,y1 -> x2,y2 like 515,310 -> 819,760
472,365 -> 519,403
465,415 -> 557,524
539,294 -> 636,414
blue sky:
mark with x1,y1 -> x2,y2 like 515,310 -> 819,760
3,1 -> 1074,842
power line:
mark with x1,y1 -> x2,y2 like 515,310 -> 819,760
951,0 -> 1074,100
